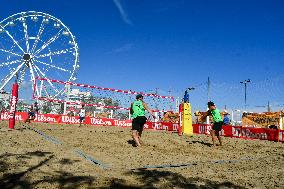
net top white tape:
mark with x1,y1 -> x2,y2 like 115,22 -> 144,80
36,77 -> 174,100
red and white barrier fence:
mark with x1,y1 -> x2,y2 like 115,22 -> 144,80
1,112 -> 283,142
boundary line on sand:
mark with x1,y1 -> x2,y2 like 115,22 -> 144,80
22,124 -> 109,169
131,157 -> 255,170
74,149 -> 109,169
23,125 -> 63,145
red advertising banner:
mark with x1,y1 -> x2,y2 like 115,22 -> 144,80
192,124 -> 283,142
0,112 -> 178,130
240,127 -> 279,141
192,124 -> 212,135
145,122 -> 180,131
1,112 -> 283,142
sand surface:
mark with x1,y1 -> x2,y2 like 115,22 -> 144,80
0,121 -> 283,188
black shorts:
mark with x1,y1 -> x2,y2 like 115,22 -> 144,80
132,116 -> 147,132
212,121 -> 223,131
28,112 -> 35,117
80,116 -> 85,121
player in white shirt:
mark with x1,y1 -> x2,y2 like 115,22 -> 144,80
79,104 -> 86,126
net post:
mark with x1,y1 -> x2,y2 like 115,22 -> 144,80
8,81 -> 19,129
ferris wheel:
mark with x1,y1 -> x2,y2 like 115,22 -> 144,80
0,11 -> 79,99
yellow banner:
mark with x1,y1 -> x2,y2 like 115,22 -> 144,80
182,103 -> 193,135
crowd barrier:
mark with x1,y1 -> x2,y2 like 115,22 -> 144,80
1,112 -> 283,142
0,112 -> 179,130
193,124 -> 284,142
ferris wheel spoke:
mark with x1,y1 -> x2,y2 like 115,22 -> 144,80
33,28 -> 63,56
31,19 -> 46,54
0,48 -> 22,57
22,22 -> 30,52
18,65 -> 28,85
0,25 -> 25,53
33,59 -> 71,73
40,80 -> 51,98
39,84 -> 51,99
34,47 -> 75,59
31,64 -> 45,97
0,61 -> 25,91
31,62 -> 60,94
0,59 -> 22,68
36,82 -> 47,98
27,61 -> 40,96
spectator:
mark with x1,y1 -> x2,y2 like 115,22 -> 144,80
24,103 -> 36,123
223,113 -> 230,125
34,102 -> 40,113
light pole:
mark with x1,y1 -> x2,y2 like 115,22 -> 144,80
240,79 -> 251,109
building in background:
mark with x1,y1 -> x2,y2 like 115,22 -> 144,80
0,90 -> 10,110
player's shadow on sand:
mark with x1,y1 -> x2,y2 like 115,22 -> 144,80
188,140 -> 212,147
107,169 -> 246,189
0,150 -> 95,189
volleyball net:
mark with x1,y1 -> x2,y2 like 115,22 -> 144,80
33,77 -> 175,119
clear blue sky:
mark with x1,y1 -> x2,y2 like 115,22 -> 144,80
1,0 -> 284,112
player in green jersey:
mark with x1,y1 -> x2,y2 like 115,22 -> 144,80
130,94 -> 155,147
201,101 -> 224,147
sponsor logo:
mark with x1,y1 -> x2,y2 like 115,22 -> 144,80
232,127 -> 242,137
61,116 -> 80,124
35,114 -> 56,123
199,125 -> 211,134
151,123 -> 175,131
153,123 -> 162,130
90,118 -> 112,126
162,124 -> 169,130
114,120 -> 131,127
9,96 -> 17,119
15,114 -> 23,121
172,124 -> 179,131
241,128 -> 267,140
1,112 -> 22,121
1,112 -> 9,120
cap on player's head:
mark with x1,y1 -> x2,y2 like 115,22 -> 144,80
207,101 -> 215,107
136,94 -> 143,100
